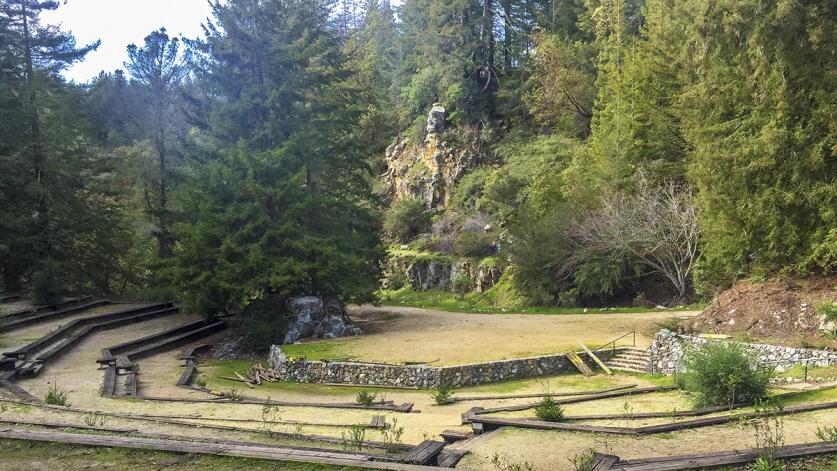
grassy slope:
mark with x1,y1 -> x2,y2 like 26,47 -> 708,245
0,438 -> 365,471
378,287 -> 704,314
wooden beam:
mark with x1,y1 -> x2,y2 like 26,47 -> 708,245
0,427 -> 456,471
577,341 -> 612,375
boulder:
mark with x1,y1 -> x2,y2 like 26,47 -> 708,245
426,103 -> 446,134
283,296 -> 362,344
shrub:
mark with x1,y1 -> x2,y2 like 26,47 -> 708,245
383,198 -> 431,243
380,417 -> 405,452
431,384 -> 455,405
226,387 -> 244,401
45,383 -> 69,406
533,396 -> 564,422
32,259 -> 63,306
752,399 -> 784,468
356,390 -> 377,406
452,274 -> 471,297
678,341 -> 772,407
454,231 -> 494,258
237,294 -> 296,354
341,424 -> 366,451
815,301 -> 837,322
816,425 -> 837,442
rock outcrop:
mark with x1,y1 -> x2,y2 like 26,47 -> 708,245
383,105 -> 480,209
385,253 -> 502,293
283,296 -> 362,344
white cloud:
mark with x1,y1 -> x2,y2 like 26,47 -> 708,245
42,0 -> 213,83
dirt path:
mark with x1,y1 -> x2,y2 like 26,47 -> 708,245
328,306 -> 698,365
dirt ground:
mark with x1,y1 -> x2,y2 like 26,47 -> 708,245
298,305 -> 699,365
691,275 -> 837,347
2,303 -> 837,470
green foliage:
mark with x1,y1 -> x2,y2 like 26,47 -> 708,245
383,198 -> 431,243
225,387 -> 244,401
169,0 -> 386,317
45,383 -> 69,406
816,302 -> 837,323
31,259 -> 63,307
533,395 -> 565,422
452,274 -> 471,296
567,448 -> 600,471
431,384 -> 455,405
454,231 -> 494,258
491,453 -> 535,471
751,399 -> 785,468
678,341 -> 772,408
236,294 -> 296,353
355,390 -> 377,406
341,424 -> 366,451
816,425 -> 837,443
379,417 -> 405,453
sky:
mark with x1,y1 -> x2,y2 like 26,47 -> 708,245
42,0 -> 214,83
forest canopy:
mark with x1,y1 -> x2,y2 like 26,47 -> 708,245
0,0 -> 834,315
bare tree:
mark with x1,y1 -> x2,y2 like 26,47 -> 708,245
571,174 -> 700,303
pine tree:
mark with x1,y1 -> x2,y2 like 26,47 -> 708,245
0,1 -> 130,294
172,0 -> 385,315
125,28 -> 190,259
682,0 -> 837,289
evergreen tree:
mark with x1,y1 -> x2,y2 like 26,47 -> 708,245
125,28 -> 190,259
172,0 -> 385,315
0,0 -> 130,294
683,0 -> 837,290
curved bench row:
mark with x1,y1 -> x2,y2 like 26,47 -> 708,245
0,298 -> 109,332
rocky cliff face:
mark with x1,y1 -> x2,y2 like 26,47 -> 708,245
385,253 -> 502,293
383,104 -> 479,209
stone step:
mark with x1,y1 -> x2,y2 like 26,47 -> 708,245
610,355 -> 649,363
614,353 -> 650,361
608,365 -> 648,373
607,361 -> 649,371
607,358 -> 649,368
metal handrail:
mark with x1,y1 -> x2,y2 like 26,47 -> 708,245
592,330 -> 637,356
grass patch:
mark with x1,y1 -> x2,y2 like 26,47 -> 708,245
455,373 -> 621,395
0,438 -> 365,470
201,360 -> 412,395
774,385 -> 837,406
377,288 -> 703,315
781,364 -> 837,381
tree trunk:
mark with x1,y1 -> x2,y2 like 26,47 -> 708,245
21,0 -> 50,260
501,0 -> 512,71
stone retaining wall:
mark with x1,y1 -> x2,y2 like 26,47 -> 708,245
268,347 -> 619,388
649,329 -> 837,374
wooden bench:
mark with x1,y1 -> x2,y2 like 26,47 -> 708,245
402,440 -> 446,465
439,429 -> 471,443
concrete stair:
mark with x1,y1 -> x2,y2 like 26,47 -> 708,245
605,347 -> 651,373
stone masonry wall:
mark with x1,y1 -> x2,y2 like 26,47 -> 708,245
268,347 -> 619,388
649,329 -> 837,374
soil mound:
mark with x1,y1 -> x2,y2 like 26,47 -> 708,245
691,276 -> 837,347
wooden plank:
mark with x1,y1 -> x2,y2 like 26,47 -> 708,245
467,387 -> 674,416
437,449 -> 468,468
402,440 -> 446,465
0,417 -> 138,434
566,351 -> 595,376
0,299 -> 110,332
134,394 -> 415,412
101,366 -> 116,397
577,341 -> 612,375
469,416 -> 638,435
0,379 -> 38,402
176,364 -> 197,387
616,442 -> 837,471
452,385 -> 636,402
122,321 -> 226,361
370,415 -> 387,428
590,453 -> 620,470
439,430 -> 471,443
322,382 -> 420,390
0,427 -> 459,470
